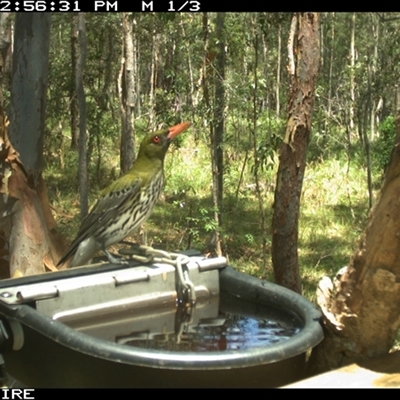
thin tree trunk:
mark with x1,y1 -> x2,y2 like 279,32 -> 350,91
325,12 -> 335,142
276,23 -> 281,119
271,13 -> 320,293
70,15 -> 79,149
134,16 -> 141,118
76,13 -> 88,219
251,19 -> 267,271
349,12 -> 356,143
320,15 -> 324,69
149,23 -> 157,128
370,14 -> 379,142
180,18 -> 196,109
119,12 -> 135,174
210,12 -> 225,257
100,25 -> 114,112
200,12 -> 220,254
365,61 -> 374,209
363,95 -> 373,209
0,13 -> 11,107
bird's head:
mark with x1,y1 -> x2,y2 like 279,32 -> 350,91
138,122 -> 191,161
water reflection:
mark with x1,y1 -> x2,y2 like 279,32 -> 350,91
69,290 -> 302,353
128,313 -> 300,352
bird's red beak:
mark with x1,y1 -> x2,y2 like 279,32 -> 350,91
167,122 -> 191,140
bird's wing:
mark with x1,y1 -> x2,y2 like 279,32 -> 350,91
77,177 -> 142,241
81,178 -> 142,234
57,177 -> 142,266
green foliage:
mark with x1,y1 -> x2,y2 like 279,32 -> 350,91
185,206 -> 219,246
253,115 -> 284,172
373,116 -> 396,174
245,233 -> 255,245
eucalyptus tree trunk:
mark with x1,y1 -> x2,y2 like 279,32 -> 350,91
370,14 -> 379,142
251,20 -> 267,271
325,12 -> 335,142
276,22 -> 281,119
5,14 -> 67,276
180,18 -> 196,109
365,62 -> 374,209
133,15 -> 141,118
271,13 -> 320,293
76,13 -> 88,219
349,12 -> 356,143
149,23 -> 159,128
70,14 -> 79,150
359,93 -> 373,209
200,13 -> 216,253
0,13 -> 11,106
119,12 -> 135,173
210,12 -> 225,257
10,14 -> 50,183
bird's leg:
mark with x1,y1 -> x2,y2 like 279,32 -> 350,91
103,248 -> 130,265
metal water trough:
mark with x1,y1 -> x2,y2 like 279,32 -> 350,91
0,250 -> 323,387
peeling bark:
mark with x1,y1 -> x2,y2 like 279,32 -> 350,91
0,113 -> 66,277
1,14 -> 67,277
271,13 -> 320,293
119,12 -> 135,174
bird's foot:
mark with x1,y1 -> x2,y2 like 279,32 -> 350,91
104,250 -> 130,265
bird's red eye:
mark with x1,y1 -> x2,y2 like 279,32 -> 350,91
152,135 -> 161,144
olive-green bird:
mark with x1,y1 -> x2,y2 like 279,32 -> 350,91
57,122 -> 191,268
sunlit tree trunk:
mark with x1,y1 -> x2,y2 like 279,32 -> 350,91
210,12 -> 225,257
364,61 -> 374,209
0,13 -> 11,106
76,13 -> 88,219
148,21 -> 158,128
132,15 -> 141,118
348,12 -> 356,143
325,12 -> 335,142
271,13 -> 320,293
70,15 -> 79,150
10,15 -> 50,182
250,15 -> 267,270
119,12 -> 135,173
180,18 -> 196,109
276,22 -> 281,119
5,14 -> 66,276
370,13 -> 379,142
